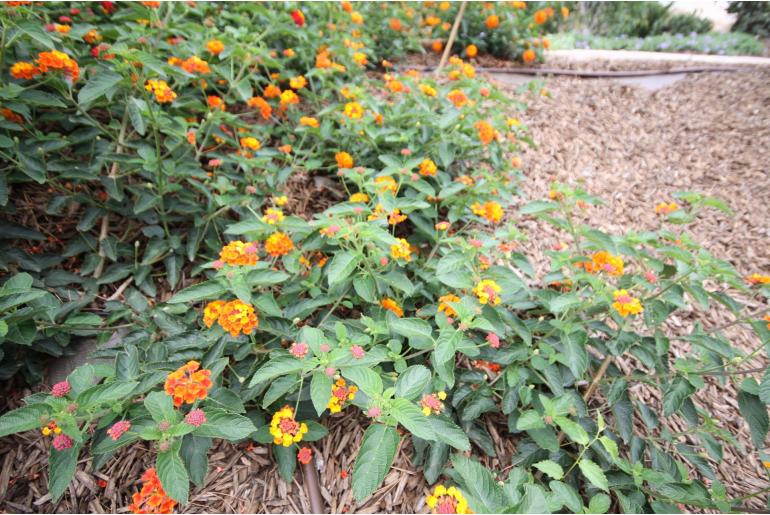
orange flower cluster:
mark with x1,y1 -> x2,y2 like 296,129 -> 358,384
447,89 -> 468,108
390,238 -> 412,261
163,361 -> 213,407
655,202 -> 679,215
206,39 -> 224,55
474,120 -> 495,145
219,240 -> 259,266
247,96 -> 272,119
612,290 -> 644,318
177,55 -> 210,74
471,201 -> 504,224
145,79 -> 176,103
343,101 -> 364,119
336,151 -> 354,168
128,468 -> 177,514
381,297 -> 404,317
203,299 -> 259,337
12,50 -> 80,82
265,232 -> 294,257
578,251 -> 625,276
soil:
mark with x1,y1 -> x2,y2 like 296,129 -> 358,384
1,59 -> 769,513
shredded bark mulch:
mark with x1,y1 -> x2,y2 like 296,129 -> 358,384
1,64 -> 769,513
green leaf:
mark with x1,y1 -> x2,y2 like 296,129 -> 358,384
390,318 -> 434,349
516,410 -> 545,431
533,459 -> 564,480
390,398 -> 436,441
273,443 -> 297,482
555,416 -> 589,446
245,269 -> 290,286
758,368 -> 770,404
157,441 -> 189,503
549,481 -> 583,513
49,445 -> 79,502
588,493 -> 611,513
737,391 -> 769,448
77,381 -> 138,409
578,459 -> 609,492
127,97 -> 147,135
663,376 -> 696,416
248,356 -> 305,387
394,365 -> 431,400
450,454 -> 505,513
310,372 -> 333,416
519,484 -> 549,514
78,70 -> 122,105
342,367 -> 382,398
352,424 -> 399,502
353,274 -> 377,303
192,409 -> 257,440
167,280 -> 226,304
0,403 -> 49,438
426,416 -> 471,451
327,251 -> 359,287
181,435 -> 211,487
144,391 -> 177,423
301,421 -> 328,442
520,200 -> 557,215
561,332 -> 588,378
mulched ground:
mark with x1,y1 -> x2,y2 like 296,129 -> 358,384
1,61 -> 769,513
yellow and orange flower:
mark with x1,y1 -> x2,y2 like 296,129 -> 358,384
264,84 -> 281,98
164,361 -> 213,407
203,299 -> 259,337
522,49 -> 536,64
747,273 -> 770,285
289,75 -> 307,90
36,50 -> 79,82
486,14 -> 499,29
474,279 -> 501,305
447,89 -> 468,108
419,159 -> 437,177
270,406 -> 308,446
390,238 -> 412,262
206,39 -> 224,55
374,175 -> 398,194
262,208 -> 284,225
336,151 -> 354,169
343,101 -> 364,119
655,202 -> 679,215
247,96 -> 272,120
388,209 -> 407,225
265,232 -> 294,257
219,240 -> 259,266
280,89 -> 299,106
578,251 -> 625,276
349,192 -> 369,203
145,79 -> 176,103
425,484 -> 471,514
328,378 -> 358,413
474,121 -> 495,145
471,201 -> 504,224
381,297 -> 404,317
128,468 -> 177,515
240,137 -> 261,151
10,61 -> 40,80
419,83 -> 437,97
207,95 -> 225,110
534,9 -> 548,24
180,55 -> 210,74
437,294 -> 460,318
612,290 -> 643,318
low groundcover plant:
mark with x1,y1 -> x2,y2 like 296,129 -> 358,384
0,2 -> 769,514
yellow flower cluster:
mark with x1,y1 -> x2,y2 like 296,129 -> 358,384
262,208 -> 284,225
390,238 -> 412,261
426,485 -> 472,514
145,79 -> 176,103
269,406 -> 308,447
419,159 -> 437,177
612,290 -> 644,318
474,279 -> 501,306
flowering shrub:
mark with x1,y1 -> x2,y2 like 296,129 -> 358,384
0,2 -> 769,514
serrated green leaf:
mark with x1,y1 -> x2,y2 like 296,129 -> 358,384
578,459 -> 609,492
352,424 -> 399,502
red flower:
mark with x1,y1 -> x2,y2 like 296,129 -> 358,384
290,9 -> 305,27
107,420 -> 131,441
297,447 -> 313,465
185,409 -> 207,427
53,434 -> 73,451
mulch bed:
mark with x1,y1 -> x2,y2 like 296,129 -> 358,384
1,60 -> 769,513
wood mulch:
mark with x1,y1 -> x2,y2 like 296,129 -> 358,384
1,60 -> 769,513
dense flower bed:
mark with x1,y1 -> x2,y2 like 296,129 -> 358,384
0,2 -> 769,514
